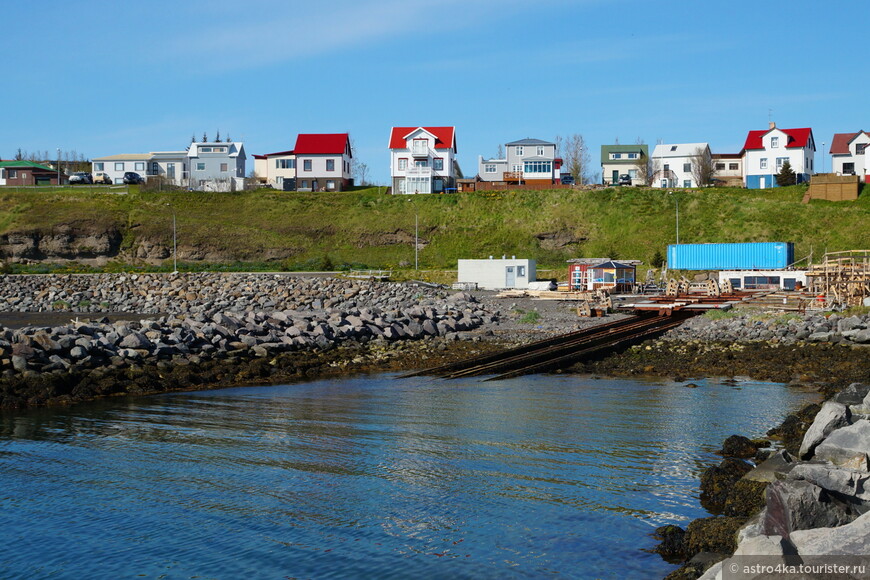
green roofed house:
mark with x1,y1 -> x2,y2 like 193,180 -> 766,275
0,160 -> 67,186
600,144 -> 649,186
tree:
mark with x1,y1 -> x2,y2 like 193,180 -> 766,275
14,148 -> 23,161
555,134 -> 590,185
690,146 -> 716,187
634,155 -> 659,187
776,160 -> 796,186
496,144 -> 504,159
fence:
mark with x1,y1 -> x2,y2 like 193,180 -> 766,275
804,174 -> 861,202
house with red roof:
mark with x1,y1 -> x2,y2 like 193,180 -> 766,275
389,127 -> 458,194
293,133 -> 353,191
829,131 -> 870,182
742,122 -> 815,188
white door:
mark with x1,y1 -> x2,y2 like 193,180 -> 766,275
759,176 -> 766,189
505,266 -> 516,288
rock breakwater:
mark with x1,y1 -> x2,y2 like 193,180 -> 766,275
0,274 -> 499,408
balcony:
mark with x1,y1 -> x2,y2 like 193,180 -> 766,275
411,145 -> 429,158
406,166 -> 432,177
503,171 -> 523,182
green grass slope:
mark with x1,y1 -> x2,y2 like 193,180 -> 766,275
0,185 -> 866,272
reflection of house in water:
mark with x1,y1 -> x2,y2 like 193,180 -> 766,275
568,259 -> 640,292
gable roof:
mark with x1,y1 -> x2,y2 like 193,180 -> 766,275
389,126 -> 456,151
600,144 -> 648,164
830,131 -> 869,155
293,133 -> 350,156
0,160 -> 56,171
742,127 -> 814,151
652,143 -> 710,158
505,138 -> 554,146
591,260 -> 636,270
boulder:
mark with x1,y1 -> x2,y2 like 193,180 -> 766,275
813,420 -> 870,466
762,479 -> 856,538
700,458 -> 754,514
834,383 -> 870,406
119,331 -> 152,350
653,525 -> 687,563
723,479 -> 768,517
743,450 -> 796,483
787,463 -> 870,502
719,435 -> 758,459
684,516 -> 745,556
798,401 -> 850,459
789,510 -> 870,555
733,533 -> 786,557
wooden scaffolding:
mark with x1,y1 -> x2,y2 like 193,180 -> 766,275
806,250 -> 870,307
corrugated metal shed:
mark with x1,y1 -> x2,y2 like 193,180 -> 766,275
667,242 -> 795,271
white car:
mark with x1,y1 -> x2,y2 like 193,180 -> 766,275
69,172 -> 93,184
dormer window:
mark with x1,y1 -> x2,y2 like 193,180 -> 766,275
670,146 -> 677,152
770,136 -> 779,148
857,143 -> 867,155
412,139 -> 428,156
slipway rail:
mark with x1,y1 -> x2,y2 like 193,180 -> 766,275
402,310 -> 700,381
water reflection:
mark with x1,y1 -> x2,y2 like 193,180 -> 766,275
0,374 -> 819,579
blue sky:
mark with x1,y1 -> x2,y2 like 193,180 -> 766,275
2,0 -> 866,183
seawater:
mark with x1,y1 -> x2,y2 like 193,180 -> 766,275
0,374 -> 819,579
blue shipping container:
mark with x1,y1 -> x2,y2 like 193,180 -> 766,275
667,242 -> 795,271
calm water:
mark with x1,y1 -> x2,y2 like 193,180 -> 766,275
0,374 -> 819,579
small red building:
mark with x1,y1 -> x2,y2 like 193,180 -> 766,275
568,259 -> 639,292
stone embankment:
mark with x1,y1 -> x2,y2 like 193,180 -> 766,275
658,382 -> 870,579
663,310 -> 870,346
0,274 -> 499,408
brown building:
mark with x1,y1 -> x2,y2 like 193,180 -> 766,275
0,160 -> 67,186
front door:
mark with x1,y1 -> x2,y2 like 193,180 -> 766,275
612,170 -> 619,184
505,266 -> 516,288
759,176 -> 766,189
167,163 -> 176,181
312,180 -> 318,191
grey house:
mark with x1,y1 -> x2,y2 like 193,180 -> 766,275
478,138 -> 559,184
187,141 -> 246,191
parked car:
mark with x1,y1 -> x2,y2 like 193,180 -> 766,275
123,172 -> 144,185
560,174 -> 575,185
93,172 -> 112,184
69,172 -> 93,184
617,174 -> 632,186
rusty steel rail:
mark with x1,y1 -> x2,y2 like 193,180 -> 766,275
403,311 -> 699,380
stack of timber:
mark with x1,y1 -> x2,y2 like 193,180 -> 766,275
806,250 -> 870,306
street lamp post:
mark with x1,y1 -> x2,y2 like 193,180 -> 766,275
415,212 -> 419,271
821,143 -> 825,174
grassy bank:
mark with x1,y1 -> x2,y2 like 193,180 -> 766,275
0,184 -> 867,272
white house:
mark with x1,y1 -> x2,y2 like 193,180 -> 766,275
293,133 -> 353,191
712,153 -> 743,187
829,131 -> 870,182
742,123 -> 815,188
457,257 -> 536,290
478,138 -> 559,184
259,149 -> 296,189
389,126 -> 457,194
92,153 -> 180,185
651,143 -> 711,188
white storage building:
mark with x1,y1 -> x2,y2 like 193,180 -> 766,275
457,258 -> 536,290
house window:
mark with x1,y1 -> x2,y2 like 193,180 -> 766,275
760,158 -> 768,170
303,160 -> 312,171
536,146 -> 545,156
326,180 -> 335,190
524,160 -> 552,173
301,180 -> 308,188
276,159 -> 295,169
670,146 -> 678,152
516,146 -> 524,156
94,162 -> 104,171
612,153 -> 622,159
412,139 -> 428,155
415,159 -> 428,168
484,164 -> 496,173
214,147 -> 226,153
398,158 -> 408,170
628,169 -> 637,178
114,177 -> 123,184
857,143 -> 867,155
8,170 -> 17,178
151,162 -> 159,173
683,180 -> 691,188
407,176 -> 430,194
220,163 -> 228,172
683,163 -> 691,172
201,147 -> 212,153
844,162 -> 855,174
134,162 -> 145,171
729,163 -> 739,170
715,163 -> 726,170
663,164 -> 670,171
627,153 -> 637,159
115,162 -> 124,171
326,159 -> 335,171
512,164 -> 522,172
196,162 -> 206,171
770,136 -> 779,148
433,158 -> 443,171
775,157 -> 788,169
518,266 -> 526,277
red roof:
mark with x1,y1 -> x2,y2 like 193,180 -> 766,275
830,131 -> 866,155
263,149 -> 294,157
743,127 -> 813,150
293,133 -> 350,155
253,154 -> 267,160
389,127 -> 456,151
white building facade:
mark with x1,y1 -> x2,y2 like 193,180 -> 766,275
829,131 -> 870,181
389,126 -> 457,194
457,258 -> 536,290
742,124 -> 815,189
651,143 -> 711,188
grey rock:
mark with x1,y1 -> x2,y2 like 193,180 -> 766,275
119,332 -> 152,350
799,401 -> 851,459
834,383 -> 870,406
763,480 -> 856,538
744,450 -> 796,483
789,510 -> 870,556
814,420 -> 870,466
788,463 -> 870,502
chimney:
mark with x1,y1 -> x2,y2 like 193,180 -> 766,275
769,121 -> 776,130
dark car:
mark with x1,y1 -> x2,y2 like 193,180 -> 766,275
617,174 -> 632,186
560,174 -> 575,185
123,172 -> 144,185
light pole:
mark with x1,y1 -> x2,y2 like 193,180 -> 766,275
668,191 -> 679,244
165,204 -> 177,273
821,142 -> 825,174
415,211 -> 419,271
